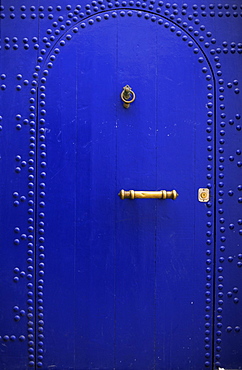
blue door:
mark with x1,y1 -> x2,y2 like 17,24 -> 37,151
0,1 -> 242,369
36,13 -> 214,369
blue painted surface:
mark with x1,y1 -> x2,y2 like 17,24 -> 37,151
0,1 -> 242,369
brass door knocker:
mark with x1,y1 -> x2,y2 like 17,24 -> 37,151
121,85 -> 136,108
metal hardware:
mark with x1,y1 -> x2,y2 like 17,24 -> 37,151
198,188 -> 209,202
118,189 -> 178,200
121,85 -> 136,108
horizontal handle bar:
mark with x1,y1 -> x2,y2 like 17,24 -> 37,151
118,189 -> 178,200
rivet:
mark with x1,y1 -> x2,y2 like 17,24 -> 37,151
38,313 -> 44,321
235,113 -> 241,120
13,305 -> 20,312
28,329 -> 34,336
28,347 -> 34,355
27,298 -> 34,307
204,337 -> 210,345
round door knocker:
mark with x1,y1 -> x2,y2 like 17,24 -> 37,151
121,85 -> 136,109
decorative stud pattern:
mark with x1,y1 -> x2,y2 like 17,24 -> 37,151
0,2 -> 241,369
28,6 -> 216,369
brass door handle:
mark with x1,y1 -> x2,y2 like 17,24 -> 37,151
118,189 -> 178,200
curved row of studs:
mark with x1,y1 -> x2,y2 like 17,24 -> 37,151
1,3 -> 242,64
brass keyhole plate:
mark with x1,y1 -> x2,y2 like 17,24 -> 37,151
198,188 -> 210,202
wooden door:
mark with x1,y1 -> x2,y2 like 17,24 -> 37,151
1,2 -> 242,369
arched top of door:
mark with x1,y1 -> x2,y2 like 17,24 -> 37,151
35,4 -> 217,83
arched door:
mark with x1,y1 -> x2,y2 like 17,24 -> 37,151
39,13 -> 214,369
2,2 -> 242,369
